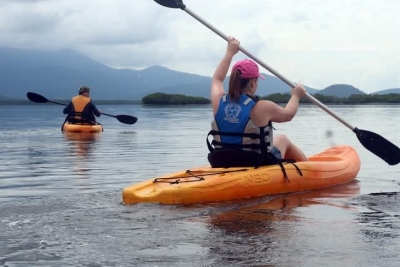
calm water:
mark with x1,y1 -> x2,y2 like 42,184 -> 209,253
0,103 -> 400,266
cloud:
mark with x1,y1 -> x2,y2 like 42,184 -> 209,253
0,0 -> 399,93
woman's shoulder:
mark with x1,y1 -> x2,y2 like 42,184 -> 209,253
253,98 -> 277,111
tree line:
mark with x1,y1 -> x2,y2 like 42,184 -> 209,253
262,93 -> 400,104
142,92 -> 400,105
3,92 -> 398,106
142,92 -> 210,105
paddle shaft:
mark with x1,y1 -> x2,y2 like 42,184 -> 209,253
182,6 -> 355,132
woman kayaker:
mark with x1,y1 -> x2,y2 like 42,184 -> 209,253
207,36 -> 308,168
63,86 -> 102,125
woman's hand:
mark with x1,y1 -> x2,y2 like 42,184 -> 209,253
226,36 -> 240,56
291,83 -> 307,99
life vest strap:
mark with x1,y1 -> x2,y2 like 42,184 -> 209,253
208,129 -> 268,139
211,140 -> 270,150
207,130 -> 270,152
68,111 -> 95,124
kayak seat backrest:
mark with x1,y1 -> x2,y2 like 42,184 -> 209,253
208,148 -> 279,168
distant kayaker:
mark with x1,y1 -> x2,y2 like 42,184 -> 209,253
207,36 -> 308,168
63,86 -> 101,125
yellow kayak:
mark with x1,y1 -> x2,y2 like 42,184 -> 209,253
122,145 -> 361,205
62,122 -> 103,133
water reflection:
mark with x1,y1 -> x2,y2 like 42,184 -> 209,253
203,181 -> 361,266
63,132 -> 101,184
63,132 -> 100,160
209,180 -> 361,235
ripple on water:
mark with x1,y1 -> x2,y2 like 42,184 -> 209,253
1,105 -> 400,266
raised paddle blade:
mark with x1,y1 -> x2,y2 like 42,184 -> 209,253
27,92 -> 48,103
354,128 -> 400,165
154,0 -> 186,9
115,115 -> 138,125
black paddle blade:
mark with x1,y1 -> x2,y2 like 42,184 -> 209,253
354,128 -> 400,165
154,0 -> 186,9
115,115 -> 138,125
27,92 -> 48,103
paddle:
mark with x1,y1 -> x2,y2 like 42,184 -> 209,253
27,92 -> 138,125
154,0 -> 400,166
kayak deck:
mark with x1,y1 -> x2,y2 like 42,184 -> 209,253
62,123 -> 103,133
122,145 -> 361,204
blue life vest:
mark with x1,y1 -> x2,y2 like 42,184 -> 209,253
207,94 -> 273,155
206,94 -> 303,181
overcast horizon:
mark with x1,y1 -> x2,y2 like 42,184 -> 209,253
1,0 -> 399,93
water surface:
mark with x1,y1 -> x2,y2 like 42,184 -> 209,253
0,104 -> 399,266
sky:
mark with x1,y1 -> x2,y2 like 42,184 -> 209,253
0,0 -> 399,93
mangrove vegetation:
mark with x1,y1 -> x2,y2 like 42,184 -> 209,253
262,93 -> 400,104
142,92 -> 210,105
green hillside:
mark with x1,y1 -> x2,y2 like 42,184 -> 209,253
0,47 -> 397,101
318,84 -> 365,98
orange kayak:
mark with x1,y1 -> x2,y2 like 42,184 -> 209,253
62,123 -> 103,133
122,145 -> 361,205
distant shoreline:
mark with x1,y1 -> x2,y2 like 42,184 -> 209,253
3,92 -> 400,105
0,100 -> 142,105
1,100 -> 399,106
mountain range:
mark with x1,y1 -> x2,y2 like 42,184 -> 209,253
0,47 -> 399,101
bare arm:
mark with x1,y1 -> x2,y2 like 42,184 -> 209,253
268,95 -> 301,122
251,84 -> 307,126
211,37 -> 240,114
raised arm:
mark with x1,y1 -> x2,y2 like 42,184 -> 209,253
211,36 -> 240,113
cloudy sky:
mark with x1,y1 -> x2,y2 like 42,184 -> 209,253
1,0 -> 399,93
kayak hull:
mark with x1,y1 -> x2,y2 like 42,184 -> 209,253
62,123 -> 103,133
122,145 -> 361,205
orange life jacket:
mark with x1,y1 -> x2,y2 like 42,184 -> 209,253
68,95 -> 95,124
